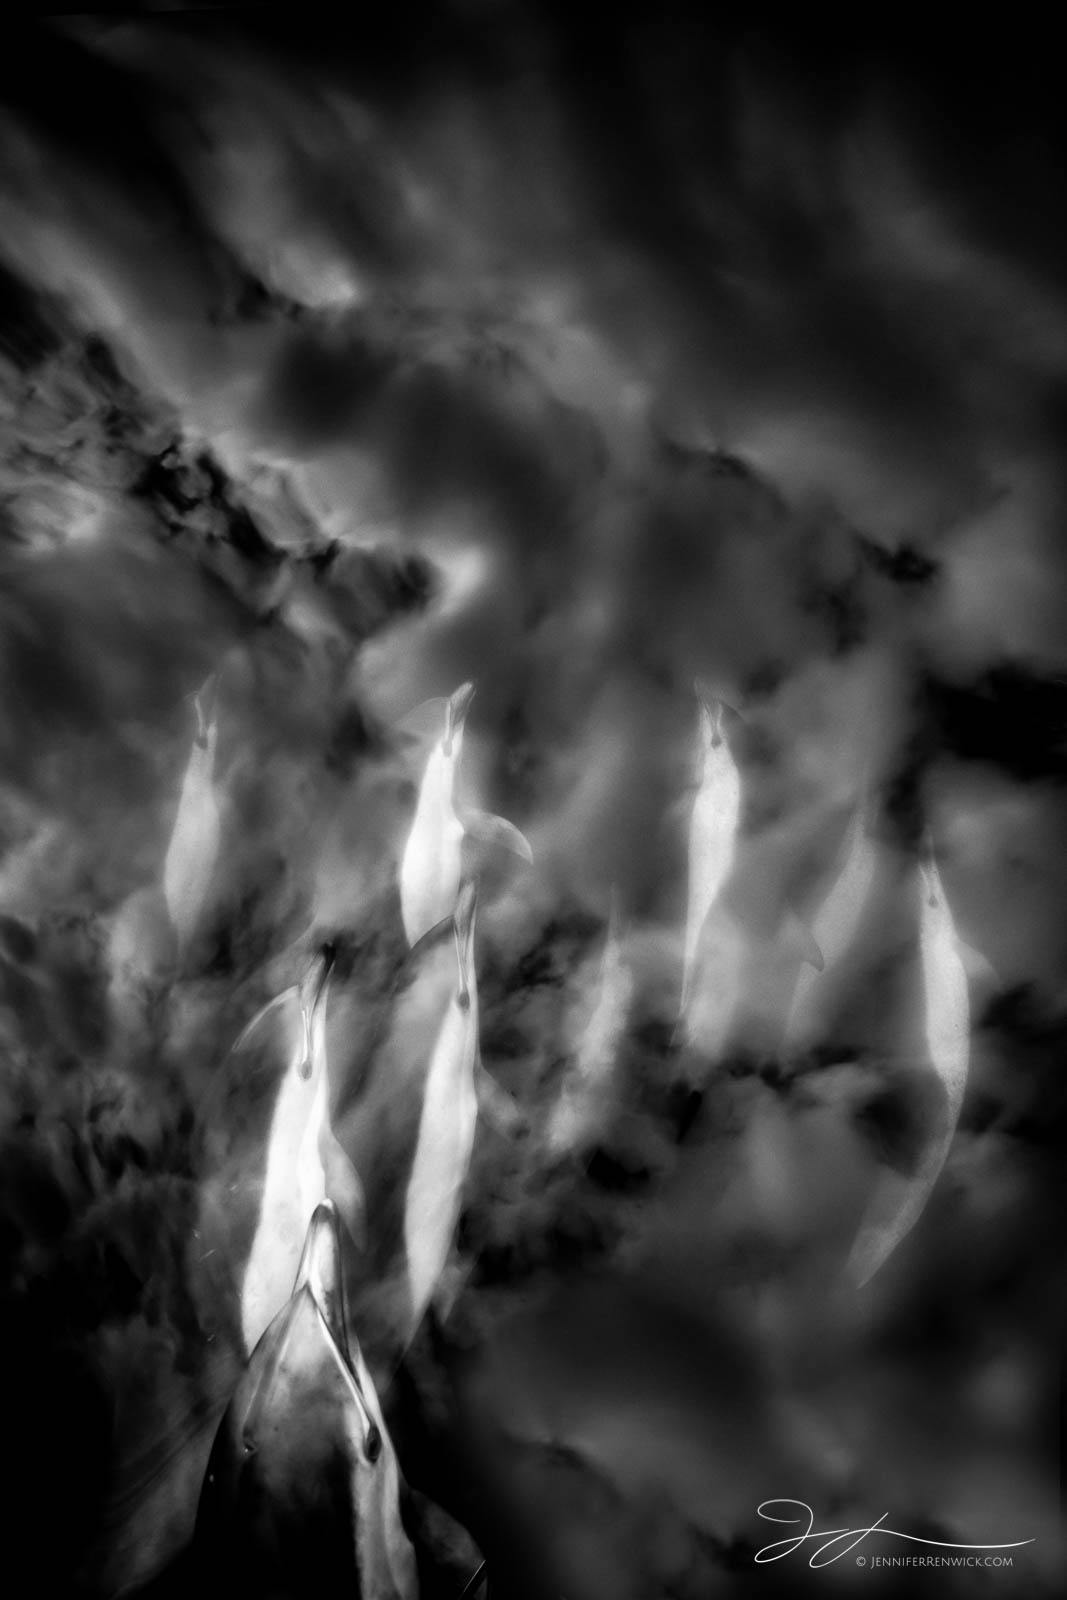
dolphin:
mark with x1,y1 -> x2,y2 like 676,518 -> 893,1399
333,882 -> 483,1352
403,885 -> 481,1335
197,1201 -> 418,1600
236,944 -> 366,1355
680,686 -> 742,1019
399,682 -> 531,948
546,893 -> 633,1158
163,675 -> 222,960
846,848 -> 972,1286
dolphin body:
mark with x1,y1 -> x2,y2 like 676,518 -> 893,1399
163,678 -> 221,960
545,894 -> 633,1158
846,850 -> 972,1286
236,944 -> 367,1356
332,883 -> 482,1354
197,1201 -> 418,1600
399,682 -> 531,949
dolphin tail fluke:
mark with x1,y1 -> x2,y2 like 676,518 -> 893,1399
463,809 -> 534,863
293,1201 -> 351,1353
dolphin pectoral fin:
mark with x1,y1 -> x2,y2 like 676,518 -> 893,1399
192,671 -> 221,745
462,809 -> 534,863
232,988 -> 298,1053
958,939 -> 1000,995
397,695 -> 451,741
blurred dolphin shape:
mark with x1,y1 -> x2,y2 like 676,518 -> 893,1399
197,1201 -> 418,1599
105,884 -> 177,1046
162,674 -> 221,961
333,882 -> 483,1351
399,682 -> 531,947
679,814 -> 825,1065
404,882 -> 481,1336
783,793 -> 880,1052
847,847 -> 972,1286
546,891 -> 633,1158
237,944 -> 367,1355
679,684 -> 742,1019
679,900 -> 745,1064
